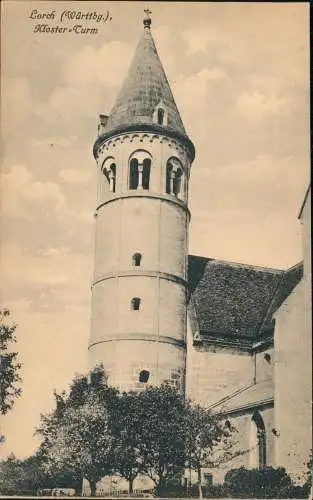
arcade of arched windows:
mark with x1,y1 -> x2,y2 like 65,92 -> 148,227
128,152 -> 186,199
98,152 -> 187,200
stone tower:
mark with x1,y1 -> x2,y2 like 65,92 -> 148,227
88,12 -> 195,393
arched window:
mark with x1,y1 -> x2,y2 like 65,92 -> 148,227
129,151 -> 151,190
173,168 -> 182,196
131,297 -> 141,311
166,158 -> 183,197
157,108 -> 165,126
166,164 -> 172,194
132,253 -> 142,266
142,158 -> 151,190
105,163 -> 116,193
139,370 -> 150,383
129,158 -> 139,190
153,101 -> 168,126
101,158 -> 117,194
251,411 -> 267,469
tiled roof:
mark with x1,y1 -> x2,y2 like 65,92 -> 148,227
210,380 -> 274,415
103,24 -> 188,139
259,262 -> 303,331
188,256 -> 303,340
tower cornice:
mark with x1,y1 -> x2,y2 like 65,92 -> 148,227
93,124 -> 195,162
92,270 -> 187,289
89,333 -> 186,350
95,191 -> 191,221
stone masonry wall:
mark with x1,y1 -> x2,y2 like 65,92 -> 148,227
274,279 -> 312,483
185,319 -> 254,406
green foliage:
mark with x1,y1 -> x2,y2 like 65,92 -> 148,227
111,391 -> 145,493
223,466 -> 306,498
154,474 -> 185,497
37,365 -> 119,496
111,384 -> 189,494
0,453 -> 81,496
135,384 -> 187,494
111,384 -> 231,496
0,309 -> 22,415
204,483 -> 228,498
36,371 -> 234,497
306,449 -> 312,489
185,402 -> 233,498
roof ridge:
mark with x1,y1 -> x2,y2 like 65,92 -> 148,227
257,260 -> 304,332
298,184 -> 311,219
257,272 -> 285,335
285,260 -> 303,272
188,254 -> 284,273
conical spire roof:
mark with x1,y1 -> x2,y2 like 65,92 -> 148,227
95,16 -> 194,159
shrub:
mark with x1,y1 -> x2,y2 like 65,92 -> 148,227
155,476 -> 185,497
276,484 -> 310,499
204,483 -> 227,498
224,466 -> 294,498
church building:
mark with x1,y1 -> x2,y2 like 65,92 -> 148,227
88,13 -> 311,490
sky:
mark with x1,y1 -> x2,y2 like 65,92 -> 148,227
0,1 -> 310,458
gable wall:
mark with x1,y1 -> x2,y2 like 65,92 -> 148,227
274,279 -> 312,483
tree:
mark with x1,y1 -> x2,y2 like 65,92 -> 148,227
0,451 -> 81,496
0,453 -> 47,496
135,384 -> 187,495
37,366 -> 119,497
306,450 -> 312,500
185,402 -> 234,499
0,309 -> 22,415
112,391 -> 145,494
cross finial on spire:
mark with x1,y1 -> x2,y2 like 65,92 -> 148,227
143,8 -> 152,28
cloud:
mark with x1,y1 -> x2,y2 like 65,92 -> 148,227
188,153 -> 307,268
181,4 -> 308,89
59,168 -> 91,185
181,26 -> 221,55
189,209 -> 302,270
2,77 -> 32,136
191,154 -> 307,214
236,90 -> 293,122
43,246 -> 70,257
37,84 -> 103,123
188,153 -> 306,269
62,40 -> 133,88
1,242 -> 92,307
153,25 -> 177,72
1,163 -> 94,259
173,67 -> 227,123
1,165 -> 66,220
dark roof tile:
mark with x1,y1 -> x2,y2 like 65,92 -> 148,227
188,255 -> 303,339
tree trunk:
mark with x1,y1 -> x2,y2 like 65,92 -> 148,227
197,466 -> 203,499
89,479 -> 97,497
128,477 -> 134,494
156,475 -> 165,497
